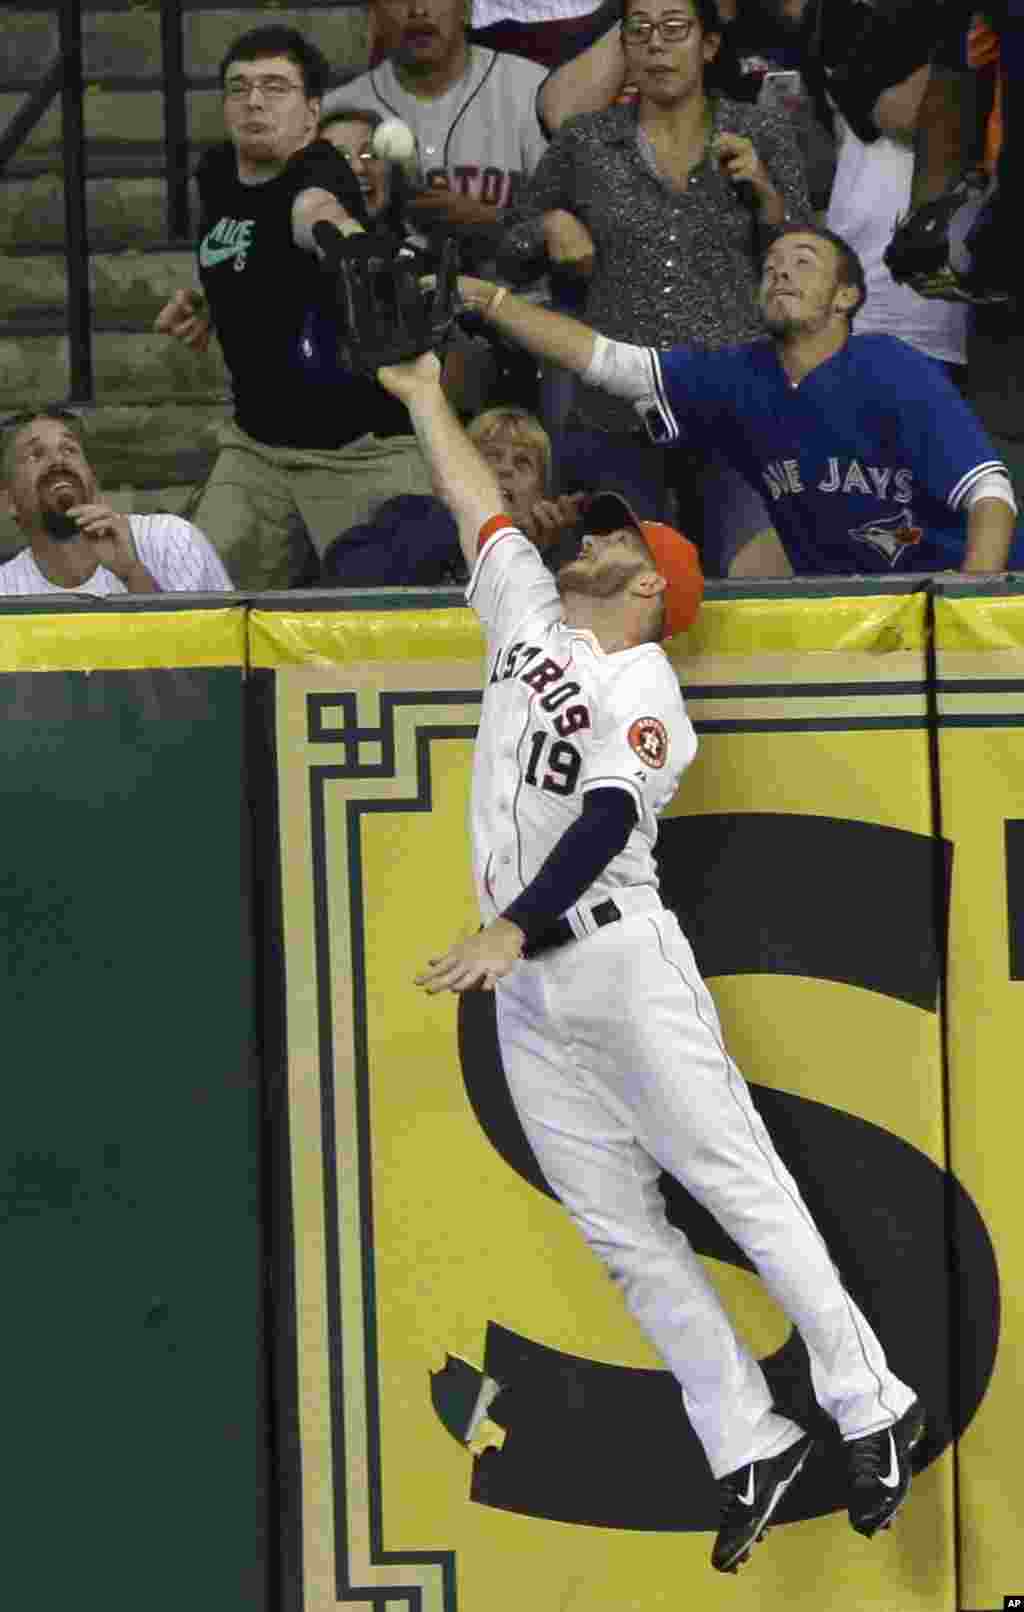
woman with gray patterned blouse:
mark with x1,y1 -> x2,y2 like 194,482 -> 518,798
498,0 -> 812,571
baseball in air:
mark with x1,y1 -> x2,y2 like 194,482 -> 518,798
372,118 -> 417,164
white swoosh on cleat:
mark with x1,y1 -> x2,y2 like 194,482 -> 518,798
878,1433 -> 901,1489
738,1467 -> 756,1506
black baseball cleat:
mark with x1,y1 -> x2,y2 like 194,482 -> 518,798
711,1433 -> 815,1574
846,1398 -> 927,1538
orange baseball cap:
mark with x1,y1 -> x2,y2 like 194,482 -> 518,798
585,492 -> 704,641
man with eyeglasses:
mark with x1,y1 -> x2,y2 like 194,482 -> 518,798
155,24 -> 438,591
0,408 -> 232,595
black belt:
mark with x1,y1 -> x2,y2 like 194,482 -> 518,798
522,898 -> 622,960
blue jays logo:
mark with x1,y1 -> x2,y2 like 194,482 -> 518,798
849,510 -> 924,566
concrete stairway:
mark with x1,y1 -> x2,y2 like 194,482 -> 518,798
0,1 -> 369,553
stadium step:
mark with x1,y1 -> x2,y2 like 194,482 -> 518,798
0,326 -> 230,407
1,4 -> 366,83
1,245 -> 199,324
0,170 -> 202,249
0,0 -> 369,526
0,86 -> 226,156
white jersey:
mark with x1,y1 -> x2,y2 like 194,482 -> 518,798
466,517 -> 697,927
323,47 -> 549,209
826,114 -> 971,366
468,515 -> 917,1485
0,514 -> 233,596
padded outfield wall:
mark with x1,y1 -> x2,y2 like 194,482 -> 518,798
0,601 -> 269,1611
0,580 -> 1014,1611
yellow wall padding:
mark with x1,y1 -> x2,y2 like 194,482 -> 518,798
935,594 -> 1024,1612
0,606 -> 247,672
268,587 -> 958,1612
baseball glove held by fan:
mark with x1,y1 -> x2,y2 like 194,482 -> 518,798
313,222 -> 459,375
883,171 -> 1011,306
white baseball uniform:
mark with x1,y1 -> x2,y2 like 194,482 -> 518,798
466,517 -> 916,1480
0,514 -> 233,596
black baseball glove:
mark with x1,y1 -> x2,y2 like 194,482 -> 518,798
312,222 -> 460,376
884,171 -> 1012,304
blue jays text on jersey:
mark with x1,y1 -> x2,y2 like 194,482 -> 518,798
762,457 -> 914,503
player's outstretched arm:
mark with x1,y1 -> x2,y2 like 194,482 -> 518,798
376,351 -> 505,573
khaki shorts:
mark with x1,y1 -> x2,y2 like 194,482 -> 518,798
191,420 -> 434,590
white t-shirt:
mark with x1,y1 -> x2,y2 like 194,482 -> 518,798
472,0 -> 593,21
827,116 -> 970,366
465,518 -> 697,925
323,47 -> 549,208
0,514 -> 234,596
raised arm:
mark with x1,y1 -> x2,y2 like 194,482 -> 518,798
459,277 -> 662,417
459,276 -> 598,373
291,186 -> 365,253
375,351 -> 504,572
537,1 -> 627,131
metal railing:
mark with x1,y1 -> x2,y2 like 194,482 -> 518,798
160,0 -> 190,245
0,0 -> 191,404
0,0 -> 360,407
0,0 -> 92,398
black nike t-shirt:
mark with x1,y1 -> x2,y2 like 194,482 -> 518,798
196,139 -> 410,449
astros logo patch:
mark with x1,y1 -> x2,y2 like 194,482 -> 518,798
628,716 -> 668,768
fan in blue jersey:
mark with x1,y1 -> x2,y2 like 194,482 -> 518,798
457,224 -> 1019,575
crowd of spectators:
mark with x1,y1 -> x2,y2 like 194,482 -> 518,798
2,0 -> 1021,598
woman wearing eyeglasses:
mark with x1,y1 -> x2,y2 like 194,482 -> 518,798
498,0 -> 811,574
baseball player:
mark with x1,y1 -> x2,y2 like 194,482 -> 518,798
377,347 -> 925,1574
455,224 -> 1019,574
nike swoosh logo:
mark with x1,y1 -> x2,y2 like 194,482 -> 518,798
878,1432 -> 900,1489
199,241 -> 246,268
738,1466 -> 756,1506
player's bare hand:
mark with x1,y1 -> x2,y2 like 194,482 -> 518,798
154,288 -> 211,353
521,492 -> 588,551
377,350 -> 443,402
542,210 -> 595,278
415,917 -> 525,993
711,132 -> 773,199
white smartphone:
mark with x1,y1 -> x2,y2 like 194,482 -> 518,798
759,69 -> 803,113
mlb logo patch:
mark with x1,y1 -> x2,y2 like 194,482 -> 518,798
849,510 -> 924,565
628,717 -> 668,769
